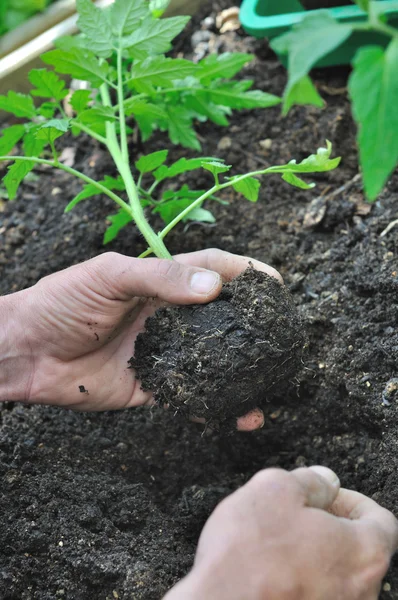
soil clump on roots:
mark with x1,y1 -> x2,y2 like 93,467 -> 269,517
131,269 -> 306,426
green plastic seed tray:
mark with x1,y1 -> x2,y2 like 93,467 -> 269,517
240,0 -> 398,66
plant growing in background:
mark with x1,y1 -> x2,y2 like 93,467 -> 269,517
0,0 -> 340,257
0,0 -> 55,36
271,0 -> 398,201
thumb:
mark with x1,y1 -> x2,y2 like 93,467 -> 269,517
88,253 -> 223,304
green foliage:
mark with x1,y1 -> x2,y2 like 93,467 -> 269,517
349,40 -> 398,200
271,3 -> 398,200
0,0 -> 54,36
0,0 -> 340,255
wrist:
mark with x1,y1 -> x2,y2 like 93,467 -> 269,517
0,290 -> 35,403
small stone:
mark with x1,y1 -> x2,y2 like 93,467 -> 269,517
259,138 -> 272,150
383,582 -> 391,592
348,345 -> 353,352
382,378 -> 398,406
51,187 -> 62,196
58,541 -> 64,547
217,136 -> 232,150
113,592 -> 119,599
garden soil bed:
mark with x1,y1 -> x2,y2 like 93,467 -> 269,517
0,1 -> 397,598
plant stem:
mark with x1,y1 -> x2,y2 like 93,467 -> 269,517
117,45 -> 129,163
100,83 -> 172,260
71,121 -> 107,146
0,155 -> 132,214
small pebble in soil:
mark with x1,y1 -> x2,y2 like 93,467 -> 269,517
131,268 -> 306,428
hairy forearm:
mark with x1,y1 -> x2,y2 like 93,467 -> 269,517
0,291 -> 33,402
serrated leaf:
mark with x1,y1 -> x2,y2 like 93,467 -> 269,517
76,0 -> 114,58
154,156 -> 218,181
104,209 -> 133,244
198,53 -> 253,84
281,172 -> 315,189
0,91 -> 36,118
3,160 -> 35,200
184,94 -> 231,126
110,0 -> 149,36
65,176 -> 125,212
127,56 -> 197,93
282,75 -> 324,115
232,177 -> 260,201
28,69 -> 68,101
35,119 -> 70,144
124,98 -> 167,120
70,89 -> 91,113
76,107 -> 116,135
124,15 -> 190,59
272,13 -> 352,112
42,49 -> 109,87
165,106 -> 201,151
37,101 -> 57,119
0,125 -> 25,155
23,128 -> 47,157
135,150 -> 168,174
202,160 -> 231,176
349,40 -> 398,200
274,140 -> 340,175
202,80 -> 281,110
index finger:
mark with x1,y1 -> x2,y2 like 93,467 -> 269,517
174,248 -> 283,284
331,488 -> 398,553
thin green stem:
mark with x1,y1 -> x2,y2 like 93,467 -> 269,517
50,140 -> 58,164
117,45 -> 129,163
138,248 -> 154,258
0,155 -> 132,214
147,179 -> 161,195
71,121 -> 107,146
100,83 -> 172,260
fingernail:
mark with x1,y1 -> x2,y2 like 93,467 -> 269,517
309,465 -> 340,488
190,271 -> 220,294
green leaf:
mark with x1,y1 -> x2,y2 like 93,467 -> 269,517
65,176 -> 125,212
3,160 -> 35,200
349,40 -> 398,200
275,140 -> 341,174
188,207 -> 216,223
165,106 -> 201,151
282,75 -> 324,115
198,53 -> 253,84
0,125 -> 25,155
184,94 -> 231,126
154,156 -> 218,181
35,119 -> 70,144
354,0 -> 369,11
123,15 -> 190,59
70,89 -> 91,113
0,91 -> 36,118
202,160 -> 231,176
42,49 -> 110,87
135,150 -> 168,174
104,209 -> 133,244
281,172 -> 315,190
28,69 -> 68,101
76,107 -> 116,135
76,0 -> 114,58
272,13 -> 352,112
37,101 -> 57,118
128,56 -> 197,93
149,0 -> 171,18
232,177 -> 261,202
110,0 -> 149,36
202,80 -> 281,110
124,98 -> 167,119
23,128 -> 47,157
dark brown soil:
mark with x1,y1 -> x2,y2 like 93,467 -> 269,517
0,1 -> 398,599
132,269 -> 305,426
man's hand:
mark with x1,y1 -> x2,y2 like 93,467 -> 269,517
0,249 -> 280,430
166,466 -> 398,599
